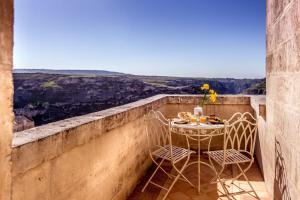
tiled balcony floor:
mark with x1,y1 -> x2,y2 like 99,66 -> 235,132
128,154 -> 270,200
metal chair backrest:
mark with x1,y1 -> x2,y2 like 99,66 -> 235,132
224,112 -> 257,158
145,110 -> 171,154
226,112 -> 244,124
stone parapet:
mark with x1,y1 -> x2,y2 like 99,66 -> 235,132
11,95 -> 264,200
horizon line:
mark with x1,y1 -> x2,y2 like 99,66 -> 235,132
13,67 -> 266,80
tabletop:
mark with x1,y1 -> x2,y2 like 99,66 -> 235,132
171,119 -> 225,130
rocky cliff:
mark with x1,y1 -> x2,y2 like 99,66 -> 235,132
13,72 -> 265,126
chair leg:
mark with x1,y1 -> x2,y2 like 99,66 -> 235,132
155,159 -> 173,179
210,161 -> 225,184
232,160 -> 253,181
161,172 -> 181,200
179,173 -> 195,188
209,159 -> 231,199
173,160 -> 195,187
142,159 -> 165,192
236,163 -> 260,199
162,163 -> 189,200
217,169 -> 232,199
216,163 -> 260,200
143,156 -> 195,199
161,155 -> 194,199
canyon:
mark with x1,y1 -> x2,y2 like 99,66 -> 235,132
13,70 -> 265,127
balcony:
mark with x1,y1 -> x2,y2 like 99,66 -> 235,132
12,95 -> 269,200
1,0 -> 300,198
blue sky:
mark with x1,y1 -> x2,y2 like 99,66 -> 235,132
14,0 -> 266,78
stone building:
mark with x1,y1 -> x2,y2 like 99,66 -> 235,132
0,0 -> 300,199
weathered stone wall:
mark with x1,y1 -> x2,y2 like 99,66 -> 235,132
12,95 -> 166,200
266,0 -> 300,199
0,0 -> 13,199
11,95 -> 259,200
250,96 -> 267,180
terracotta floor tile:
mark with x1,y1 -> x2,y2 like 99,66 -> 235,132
127,156 -> 271,200
167,192 -> 190,200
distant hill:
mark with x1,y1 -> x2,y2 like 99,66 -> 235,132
13,70 -> 266,127
14,69 -> 126,76
244,79 -> 266,95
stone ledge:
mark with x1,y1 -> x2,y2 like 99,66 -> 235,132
12,94 -> 168,148
250,95 -> 266,121
167,95 -> 252,105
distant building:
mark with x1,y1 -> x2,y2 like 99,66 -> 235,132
14,115 -> 35,132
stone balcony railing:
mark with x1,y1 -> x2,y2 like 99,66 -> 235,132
11,95 -> 267,200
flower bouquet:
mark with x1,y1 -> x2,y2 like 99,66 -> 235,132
194,83 -> 218,116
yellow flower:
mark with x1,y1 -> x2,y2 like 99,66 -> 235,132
210,95 -> 216,103
201,83 -> 210,90
209,89 -> 215,94
210,92 -> 217,103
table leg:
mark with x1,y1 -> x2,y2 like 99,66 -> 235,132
198,134 -> 201,194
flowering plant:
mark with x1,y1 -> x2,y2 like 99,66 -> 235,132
200,83 -> 217,107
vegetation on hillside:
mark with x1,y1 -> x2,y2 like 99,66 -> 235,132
41,81 -> 61,89
13,72 -> 266,126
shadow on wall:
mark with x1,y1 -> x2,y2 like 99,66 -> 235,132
274,140 -> 291,200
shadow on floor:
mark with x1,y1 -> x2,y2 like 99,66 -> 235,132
128,154 -> 270,200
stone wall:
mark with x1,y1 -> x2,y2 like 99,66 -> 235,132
266,0 -> 300,199
11,95 -> 260,200
12,95 -> 166,200
0,0 -> 14,199
250,96 -> 267,180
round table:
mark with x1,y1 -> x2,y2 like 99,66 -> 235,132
171,120 -> 225,194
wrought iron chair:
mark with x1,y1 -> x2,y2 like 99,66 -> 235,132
207,112 -> 259,199
225,112 -> 244,124
142,110 -> 195,200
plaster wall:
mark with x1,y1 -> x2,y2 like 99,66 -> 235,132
266,0 -> 300,199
